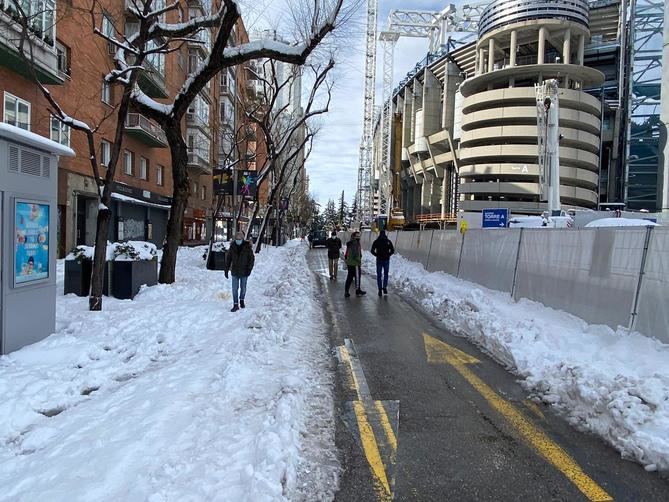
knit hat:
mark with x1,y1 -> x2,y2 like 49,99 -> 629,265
235,231 -> 245,240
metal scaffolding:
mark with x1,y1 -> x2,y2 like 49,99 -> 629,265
624,0 -> 665,209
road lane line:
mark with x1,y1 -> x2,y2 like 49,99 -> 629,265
339,340 -> 399,500
374,401 -> 398,451
353,400 -> 392,499
423,334 -> 613,502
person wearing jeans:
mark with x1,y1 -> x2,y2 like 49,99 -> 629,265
224,231 -> 255,312
370,230 -> 395,296
344,231 -> 366,297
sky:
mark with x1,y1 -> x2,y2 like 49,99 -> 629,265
241,0 -> 449,208
305,0 -> 446,207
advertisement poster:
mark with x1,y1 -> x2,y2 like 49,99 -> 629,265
15,201 -> 50,284
237,171 -> 257,198
213,167 -> 234,195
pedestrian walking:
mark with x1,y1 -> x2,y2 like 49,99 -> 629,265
224,231 -> 255,312
344,231 -> 366,297
326,231 -> 342,280
370,230 -> 395,296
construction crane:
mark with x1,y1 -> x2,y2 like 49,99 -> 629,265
355,3 -> 487,225
535,79 -> 562,216
354,0 -> 378,227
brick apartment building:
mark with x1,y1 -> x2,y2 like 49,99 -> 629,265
0,0 -> 256,256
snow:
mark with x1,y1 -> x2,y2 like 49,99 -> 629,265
223,40 -> 306,59
113,241 -> 158,261
364,252 -> 669,472
111,192 -> 172,209
585,218 -> 659,228
0,122 -> 75,157
130,87 -> 173,116
0,242 -> 338,500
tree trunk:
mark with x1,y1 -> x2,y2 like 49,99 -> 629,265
255,205 -> 274,253
159,122 -> 189,284
88,195 -> 111,311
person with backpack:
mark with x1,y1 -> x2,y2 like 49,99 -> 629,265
224,231 -> 255,312
344,231 -> 366,298
326,231 -> 343,280
370,230 -> 395,296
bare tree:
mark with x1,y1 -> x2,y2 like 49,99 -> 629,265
239,58 -> 334,252
10,0 -> 153,311
115,0 -> 345,283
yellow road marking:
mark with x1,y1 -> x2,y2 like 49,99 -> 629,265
353,399 -> 392,498
374,401 -> 398,451
523,399 -> 546,420
340,342 -> 397,500
423,334 -> 613,502
339,345 -> 362,399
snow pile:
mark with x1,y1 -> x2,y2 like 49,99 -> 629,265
111,241 -> 157,261
64,245 -> 94,261
585,218 -> 659,228
0,242 -> 338,500
364,252 -> 669,472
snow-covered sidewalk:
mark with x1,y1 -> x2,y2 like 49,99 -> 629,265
363,252 -> 669,473
0,242 -> 338,501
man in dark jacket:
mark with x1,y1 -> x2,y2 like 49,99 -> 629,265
344,231 -> 366,297
370,230 -> 395,296
224,231 -> 255,312
325,231 -> 342,280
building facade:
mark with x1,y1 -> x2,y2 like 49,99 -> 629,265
0,0 -> 257,255
379,0 -> 667,220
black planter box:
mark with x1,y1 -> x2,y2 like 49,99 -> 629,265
206,250 -> 227,270
110,260 -> 158,300
64,260 -> 110,296
64,259 -> 92,296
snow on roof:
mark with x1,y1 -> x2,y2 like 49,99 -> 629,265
585,218 -> 659,228
111,192 -> 172,209
0,123 -> 75,157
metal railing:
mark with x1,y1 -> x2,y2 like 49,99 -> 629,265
125,113 -> 167,144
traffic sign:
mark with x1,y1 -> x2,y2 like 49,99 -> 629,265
482,208 -> 509,228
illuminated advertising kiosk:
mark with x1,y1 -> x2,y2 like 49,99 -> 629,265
0,123 -> 74,354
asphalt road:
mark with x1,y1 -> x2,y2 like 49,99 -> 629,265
307,248 -> 669,502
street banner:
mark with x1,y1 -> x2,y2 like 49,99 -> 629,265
213,168 -> 234,194
238,170 -> 257,197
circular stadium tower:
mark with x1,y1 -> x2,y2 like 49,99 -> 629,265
458,0 -> 605,213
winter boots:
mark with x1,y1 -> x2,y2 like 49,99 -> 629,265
356,289 -> 367,297
231,304 -> 239,312
240,300 -> 245,309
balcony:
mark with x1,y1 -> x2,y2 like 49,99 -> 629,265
125,113 -> 168,147
187,149 -> 212,175
0,3 -> 64,84
138,61 -> 168,99
188,29 -> 210,55
186,111 -> 210,133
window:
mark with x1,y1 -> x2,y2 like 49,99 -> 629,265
100,140 -> 111,166
102,79 -> 111,104
139,157 -> 148,180
56,41 -> 70,77
157,165 -> 164,186
201,185 -> 207,201
13,0 -> 56,46
193,181 -> 198,195
50,116 -> 70,146
123,150 -> 133,176
4,93 -> 31,131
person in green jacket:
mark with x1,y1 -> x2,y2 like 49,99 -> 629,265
344,231 -> 366,298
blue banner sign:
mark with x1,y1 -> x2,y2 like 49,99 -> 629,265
482,208 -> 509,228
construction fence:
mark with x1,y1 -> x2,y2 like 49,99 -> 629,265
340,228 -> 669,344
